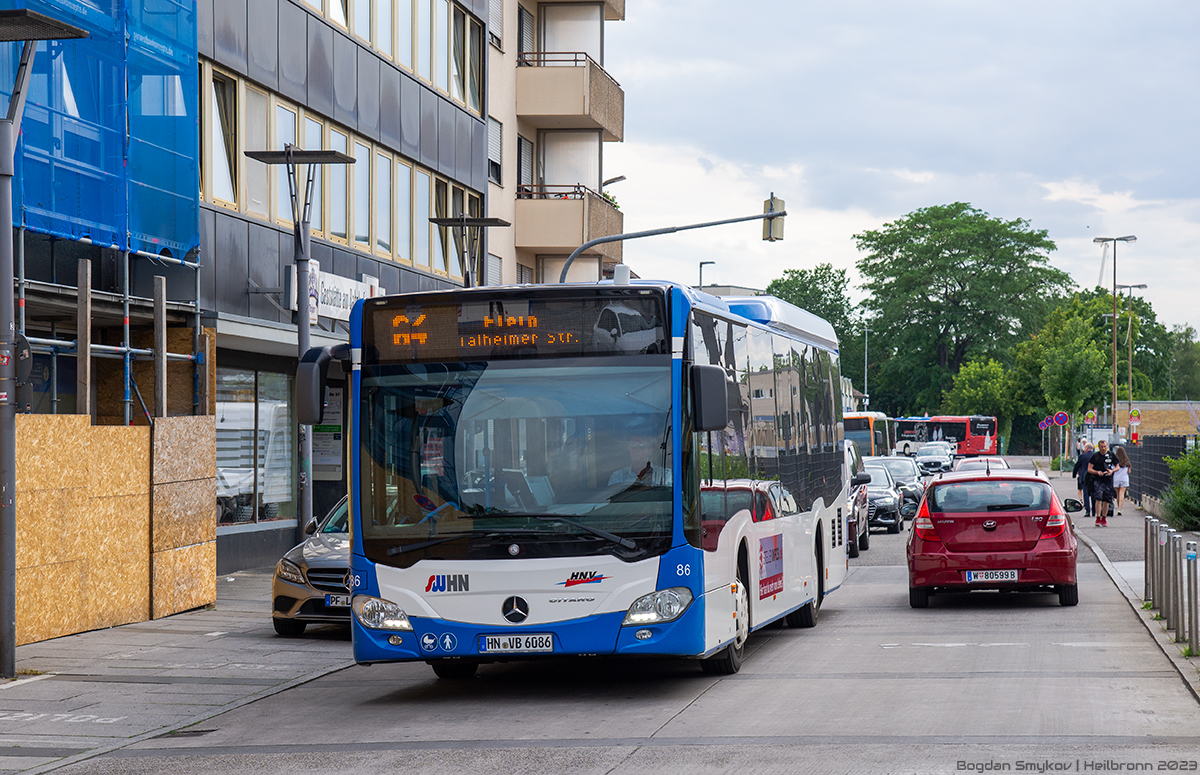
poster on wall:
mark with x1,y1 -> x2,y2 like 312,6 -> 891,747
313,387 -> 343,481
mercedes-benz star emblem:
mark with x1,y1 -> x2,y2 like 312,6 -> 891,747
501,596 -> 529,624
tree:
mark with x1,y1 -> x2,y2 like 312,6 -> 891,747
854,203 -> 1072,413
941,358 -> 1017,449
1169,325 -> 1200,400
1039,316 -> 1108,425
765,263 -> 863,390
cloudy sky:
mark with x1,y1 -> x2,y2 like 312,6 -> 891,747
602,1 -> 1200,333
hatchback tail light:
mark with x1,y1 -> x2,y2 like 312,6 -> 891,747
913,499 -> 941,542
1040,497 -> 1068,539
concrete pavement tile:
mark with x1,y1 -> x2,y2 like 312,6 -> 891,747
0,756 -> 57,770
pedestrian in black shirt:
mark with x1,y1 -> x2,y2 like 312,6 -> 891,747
1087,439 -> 1118,526
1071,442 -> 1094,519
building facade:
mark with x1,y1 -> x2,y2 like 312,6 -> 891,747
484,0 -> 625,285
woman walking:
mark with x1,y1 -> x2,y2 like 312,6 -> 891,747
1113,445 -> 1131,515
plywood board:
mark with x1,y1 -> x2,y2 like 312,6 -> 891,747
151,542 -> 216,619
84,552 -> 150,630
16,561 -> 85,646
88,426 -> 150,497
152,416 -> 216,484
152,479 -> 218,552
16,488 -> 86,570
15,415 -> 89,491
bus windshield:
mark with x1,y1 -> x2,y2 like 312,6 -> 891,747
359,360 -> 674,567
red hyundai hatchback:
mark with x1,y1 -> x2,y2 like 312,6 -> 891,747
907,471 -> 1082,608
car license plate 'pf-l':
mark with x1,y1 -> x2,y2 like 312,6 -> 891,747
478,634 -> 554,654
965,569 -> 1018,583
326,594 -> 351,607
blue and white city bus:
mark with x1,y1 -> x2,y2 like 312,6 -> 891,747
297,280 -> 849,678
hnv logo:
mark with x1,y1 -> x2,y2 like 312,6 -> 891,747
558,571 -> 609,588
425,574 -> 469,593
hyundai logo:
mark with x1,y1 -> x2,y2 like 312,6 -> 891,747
983,520 -> 998,531
501,596 -> 529,623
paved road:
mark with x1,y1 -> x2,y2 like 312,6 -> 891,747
50,460 -> 1200,775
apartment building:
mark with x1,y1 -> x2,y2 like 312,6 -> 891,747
484,0 -> 625,285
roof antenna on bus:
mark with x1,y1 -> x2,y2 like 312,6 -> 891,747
613,264 -> 631,285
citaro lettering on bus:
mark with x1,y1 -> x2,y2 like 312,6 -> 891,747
425,574 -> 470,593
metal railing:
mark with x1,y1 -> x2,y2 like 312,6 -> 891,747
516,51 -> 622,83
517,183 -> 615,204
1126,435 -> 1187,503
1144,516 -> 1199,650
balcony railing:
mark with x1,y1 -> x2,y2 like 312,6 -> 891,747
513,185 -> 623,263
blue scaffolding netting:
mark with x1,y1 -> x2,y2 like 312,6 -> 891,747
0,0 -> 199,259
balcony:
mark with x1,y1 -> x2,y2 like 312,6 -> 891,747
516,53 -> 624,142
514,184 -> 624,265
542,0 -> 625,21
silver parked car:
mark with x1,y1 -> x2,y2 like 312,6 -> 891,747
271,496 -> 351,637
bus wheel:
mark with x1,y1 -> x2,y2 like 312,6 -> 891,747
788,535 -> 823,628
430,660 -> 479,680
702,568 -> 749,675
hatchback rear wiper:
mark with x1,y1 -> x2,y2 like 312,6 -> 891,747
986,503 -> 1031,511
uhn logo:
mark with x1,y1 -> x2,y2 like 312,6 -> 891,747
425,574 -> 469,592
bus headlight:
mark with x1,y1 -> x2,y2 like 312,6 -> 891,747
352,595 -> 413,631
623,587 -> 693,626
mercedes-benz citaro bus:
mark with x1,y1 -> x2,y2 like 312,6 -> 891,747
296,279 -> 850,679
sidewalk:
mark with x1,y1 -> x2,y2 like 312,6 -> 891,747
0,569 -> 354,774
1034,456 -> 1200,702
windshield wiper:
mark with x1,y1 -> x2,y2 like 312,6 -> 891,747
385,534 -> 470,556
532,515 -> 637,550
986,503 -> 1030,511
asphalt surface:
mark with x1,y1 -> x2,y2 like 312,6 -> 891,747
0,455 -> 1196,775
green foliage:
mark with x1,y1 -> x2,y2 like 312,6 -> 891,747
942,358 -> 1014,418
1162,448 -> 1200,531
1170,325 -> 1200,400
853,203 -> 1071,415
1040,316 -> 1109,421
765,263 -> 863,388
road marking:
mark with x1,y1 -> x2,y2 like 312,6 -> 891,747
0,674 -> 53,691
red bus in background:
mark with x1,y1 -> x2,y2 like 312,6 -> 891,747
894,415 -> 998,457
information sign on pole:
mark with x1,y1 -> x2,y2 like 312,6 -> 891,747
1129,408 -> 1141,426
1084,410 -> 1097,426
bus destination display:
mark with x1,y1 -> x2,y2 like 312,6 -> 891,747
368,295 -> 665,362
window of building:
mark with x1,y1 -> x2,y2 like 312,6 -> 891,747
487,117 -> 502,184
540,130 -> 600,190
488,0 -> 501,48
542,4 -> 602,64
517,6 -> 534,60
467,14 -> 482,111
449,8 -> 483,112
451,6 -> 465,103
330,0 -> 349,27
397,0 -> 413,69
375,152 -> 392,254
354,141 -> 372,247
354,0 -> 371,42
415,169 -> 431,266
516,263 -> 533,284
304,117 -> 324,231
216,367 -> 295,526
395,160 -> 411,261
244,86 -> 269,217
486,253 -> 502,285
377,0 -> 393,57
435,0 -> 450,92
275,103 -> 297,222
330,129 -> 349,241
208,72 -> 237,204
433,176 -> 449,273
417,0 -> 431,80
517,134 -> 533,187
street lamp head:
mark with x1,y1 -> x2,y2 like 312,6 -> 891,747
245,148 -> 355,166
1093,235 -> 1137,244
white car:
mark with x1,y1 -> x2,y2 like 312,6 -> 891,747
593,304 -> 663,353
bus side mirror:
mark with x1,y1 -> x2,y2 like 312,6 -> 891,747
875,430 -> 883,449
692,364 -> 729,432
297,344 -> 350,425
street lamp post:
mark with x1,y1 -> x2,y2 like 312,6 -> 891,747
1093,235 -> 1136,438
245,146 -> 353,539
1116,283 -> 1148,429
698,261 -> 715,288
0,9 -> 88,679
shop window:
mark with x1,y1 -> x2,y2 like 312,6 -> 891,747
216,368 -> 295,525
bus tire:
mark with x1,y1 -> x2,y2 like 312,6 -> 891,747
702,561 -> 749,675
430,660 -> 479,680
788,532 -> 823,628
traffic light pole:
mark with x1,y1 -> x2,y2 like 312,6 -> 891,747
557,204 -> 786,284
